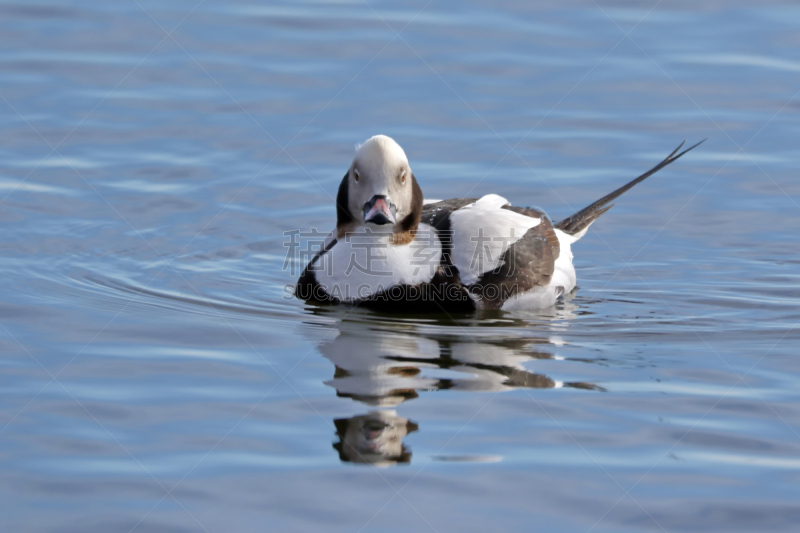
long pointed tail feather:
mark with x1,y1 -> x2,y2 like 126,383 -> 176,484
555,139 -> 705,238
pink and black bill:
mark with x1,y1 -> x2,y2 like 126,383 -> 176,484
363,195 -> 397,225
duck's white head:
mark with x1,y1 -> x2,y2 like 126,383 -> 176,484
336,135 -> 422,241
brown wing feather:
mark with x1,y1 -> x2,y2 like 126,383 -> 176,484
470,215 -> 559,309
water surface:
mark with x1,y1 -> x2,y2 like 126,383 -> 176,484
2,1 -> 800,531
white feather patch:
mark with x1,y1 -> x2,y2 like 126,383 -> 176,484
449,195 -> 541,285
500,286 -> 561,310
312,223 -> 441,302
551,229 -> 577,293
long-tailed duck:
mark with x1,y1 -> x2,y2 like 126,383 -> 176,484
296,135 -> 702,312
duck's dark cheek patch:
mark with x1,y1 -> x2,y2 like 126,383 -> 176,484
396,174 -> 424,234
336,172 -> 354,227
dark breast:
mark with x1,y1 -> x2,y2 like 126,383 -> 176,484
421,198 -> 476,278
295,237 -> 338,304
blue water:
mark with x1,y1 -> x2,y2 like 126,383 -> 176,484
2,1 -> 800,531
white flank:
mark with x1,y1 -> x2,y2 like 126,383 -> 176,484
551,229 -> 577,293
449,194 -> 541,285
500,286 -> 562,311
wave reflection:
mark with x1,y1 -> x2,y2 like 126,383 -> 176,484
309,310 -> 602,466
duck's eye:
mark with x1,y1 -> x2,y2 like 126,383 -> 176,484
354,169 -> 359,182
400,170 -> 406,184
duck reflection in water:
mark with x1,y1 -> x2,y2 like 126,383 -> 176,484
317,313 -> 600,466
333,411 -> 418,466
